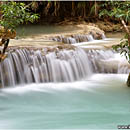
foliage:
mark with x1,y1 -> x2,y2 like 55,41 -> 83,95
25,1 -> 98,20
99,1 -> 130,22
0,2 -> 39,31
113,35 -> 130,62
99,1 -> 130,62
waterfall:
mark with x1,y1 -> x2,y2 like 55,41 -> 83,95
87,49 -> 130,74
51,34 -> 95,44
0,47 -> 92,87
87,35 -> 94,41
101,33 -> 106,39
1,47 -> 129,88
51,33 -> 106,44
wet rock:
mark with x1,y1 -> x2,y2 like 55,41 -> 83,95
96,21 -> 122,32
90,32 -> 102,40
48,24 -> 105,44
7,44 -> 76,55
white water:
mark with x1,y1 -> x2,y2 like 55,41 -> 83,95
72,37 -> 119,47
0,48 -> 92,87
1,47 -> 130,87
51,33 -> 105,44
87,49 -> 130,74
0,30 -> 130,129
0,74 -> 130,129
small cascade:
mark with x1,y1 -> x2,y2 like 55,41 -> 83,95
87,35 -> 94,41
63,37 -> 77,44
117,60 -> 130,74
1,46 -> 130,87
51,33 -> 106,44
87,49 -> 130,74
0,47 -> 92,87
101,33 -> 106,39
51,34 -> 95,44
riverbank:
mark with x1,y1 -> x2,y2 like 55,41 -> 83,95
16,21 -> 123,38
9,23 -> 123,49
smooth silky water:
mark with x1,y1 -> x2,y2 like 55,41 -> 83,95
0,74 -> 130,129
0,49 -> 130,129
0,25 -> 130,129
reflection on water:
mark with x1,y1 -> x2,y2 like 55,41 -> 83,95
0,74 -> 130,129
16,25 -> 124,39
16,25 -> 79,38
106,32 -> 124,38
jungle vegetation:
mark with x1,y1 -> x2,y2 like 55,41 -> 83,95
14,1 -> 128,24
0,2 -> 39,61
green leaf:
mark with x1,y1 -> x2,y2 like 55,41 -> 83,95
0,2 -> 39,31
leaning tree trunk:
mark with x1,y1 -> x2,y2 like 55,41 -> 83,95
127,73 -> 130,87
121,19 -> 130,45
120,18 -> 130,87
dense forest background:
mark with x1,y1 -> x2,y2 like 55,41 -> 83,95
5,1 -> 128,25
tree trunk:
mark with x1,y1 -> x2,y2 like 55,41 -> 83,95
71,1 -> 75,17
53,1 -> 60,17
0,38 -> 9,62
94,1 -> 100,18
83,3 -> 86,19
121,19 -> 130,46
54,1 -> 57,16
44,2 -> 52,16
121,19 -> 130,34
127,73 -> 130,87
120,18 -> 130,87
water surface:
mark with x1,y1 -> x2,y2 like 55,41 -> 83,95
16,25 -> 80,38
0,74 -> 130,129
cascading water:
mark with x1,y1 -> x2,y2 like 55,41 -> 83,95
101,33 -> 106,39
86,35 -> 94,41
87,49 -> 130,73
0,24 -> 129,129
0,42 -> 130,129
1,46 -> 130,87
51,33 -> 105,44
0,47 -> 92,87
